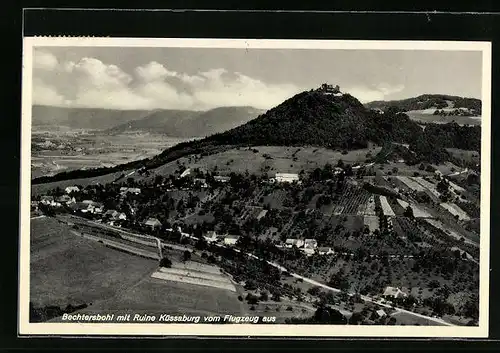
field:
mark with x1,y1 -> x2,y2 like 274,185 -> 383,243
405,111 -> 482,126
30,216 -> 243,321
396,199 -> 432,218
379,196 -> 395,216
31,129 -> 189,178
30,216 -> 158,308
439,203 -> 471,221
150,145 -> 381,178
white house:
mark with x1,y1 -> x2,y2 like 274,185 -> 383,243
285,238 -> 304,248
194,178 -> 208,188
375,309 -> 387,318
223,235 -> 240,246
302,248 -> 316,256
383,286 -> 408,299
275,173 -> 299,183
65,186 -> 80,194
204,230 -> 219,243
144,217 -> 162,230
304,239 -> 318,249
120,187 -> 141,195
214,175 -> 230,183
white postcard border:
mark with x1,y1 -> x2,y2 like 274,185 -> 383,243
19,37 -> 492,338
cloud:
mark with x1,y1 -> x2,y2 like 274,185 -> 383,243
345,83 -> 405,103
31,53 -> 301,111
32,78 -> 66,106
33,50 -> 59,71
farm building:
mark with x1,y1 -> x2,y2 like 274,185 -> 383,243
144,217 -> 162,230
382,286 -> 407,299
285,238 -> 304,248
304,239 -> 318,249
275,173 -> 299,183
65,186 -> 80,194
223,235 -> 240,246
318,247 -> 334,255
375,309 -> 387,318
214,175 -> 230,183
180,168 -> 191,178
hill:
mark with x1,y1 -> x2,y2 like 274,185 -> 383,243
105,106 -> 264,137
32,105 -> 153,130
32,86 -> 481,185
364,94 -> 482,115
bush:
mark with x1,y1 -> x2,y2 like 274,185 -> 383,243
159,257 -> 172,268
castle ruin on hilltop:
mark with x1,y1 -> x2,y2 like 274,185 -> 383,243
318,83 -> 341,95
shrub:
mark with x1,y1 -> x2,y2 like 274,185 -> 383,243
159,257 -> 172,268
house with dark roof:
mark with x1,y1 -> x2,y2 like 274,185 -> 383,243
144,217 -> 162,230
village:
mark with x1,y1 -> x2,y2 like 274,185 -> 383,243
30,150 -> 480,326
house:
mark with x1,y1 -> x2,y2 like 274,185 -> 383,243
180,168 -> 191,178
40,196 -> 54,205
144,217 -> 162,230
30,200 -> 39,210
302,248 -> 316,256
69,202 -> 90,213
375,309 -> 387,318
120,187 -> 141,195
194,178 -> 208,188
223,235 -> 240,246
56,195 -> 75,204
334,167 -> 344,175
383,286 -> 408,299
204,230 -> 219,243
214,175 -> 230,183
318,247 -> 334,255
118,212 -> 127,220
275,173 -> 299,183
127,187 -> 141,194
104,209 -> 120,219
285,238 -> 304,248
304,239 -> 318,249
65,186 -> 80,194
256,209 -> 268,220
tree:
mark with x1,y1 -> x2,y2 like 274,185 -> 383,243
307,286 -> 321,296
404,206 -> 414,218
159,257 -> 172,268
182,250 -> 192,262
349,312 -> 364,325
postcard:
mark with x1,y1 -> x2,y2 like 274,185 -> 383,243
19,37 -> 491,337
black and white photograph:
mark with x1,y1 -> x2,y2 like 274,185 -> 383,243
19,38 -> 491,337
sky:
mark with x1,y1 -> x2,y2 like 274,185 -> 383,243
31,46 -> 483,111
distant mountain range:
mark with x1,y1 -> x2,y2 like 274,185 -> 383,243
104,106 -> 265,137
33,86 -> 481,185
364,94 -> 481,115
32,105 -> 264,137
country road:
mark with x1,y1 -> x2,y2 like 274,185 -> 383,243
63,214 -> 455,327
